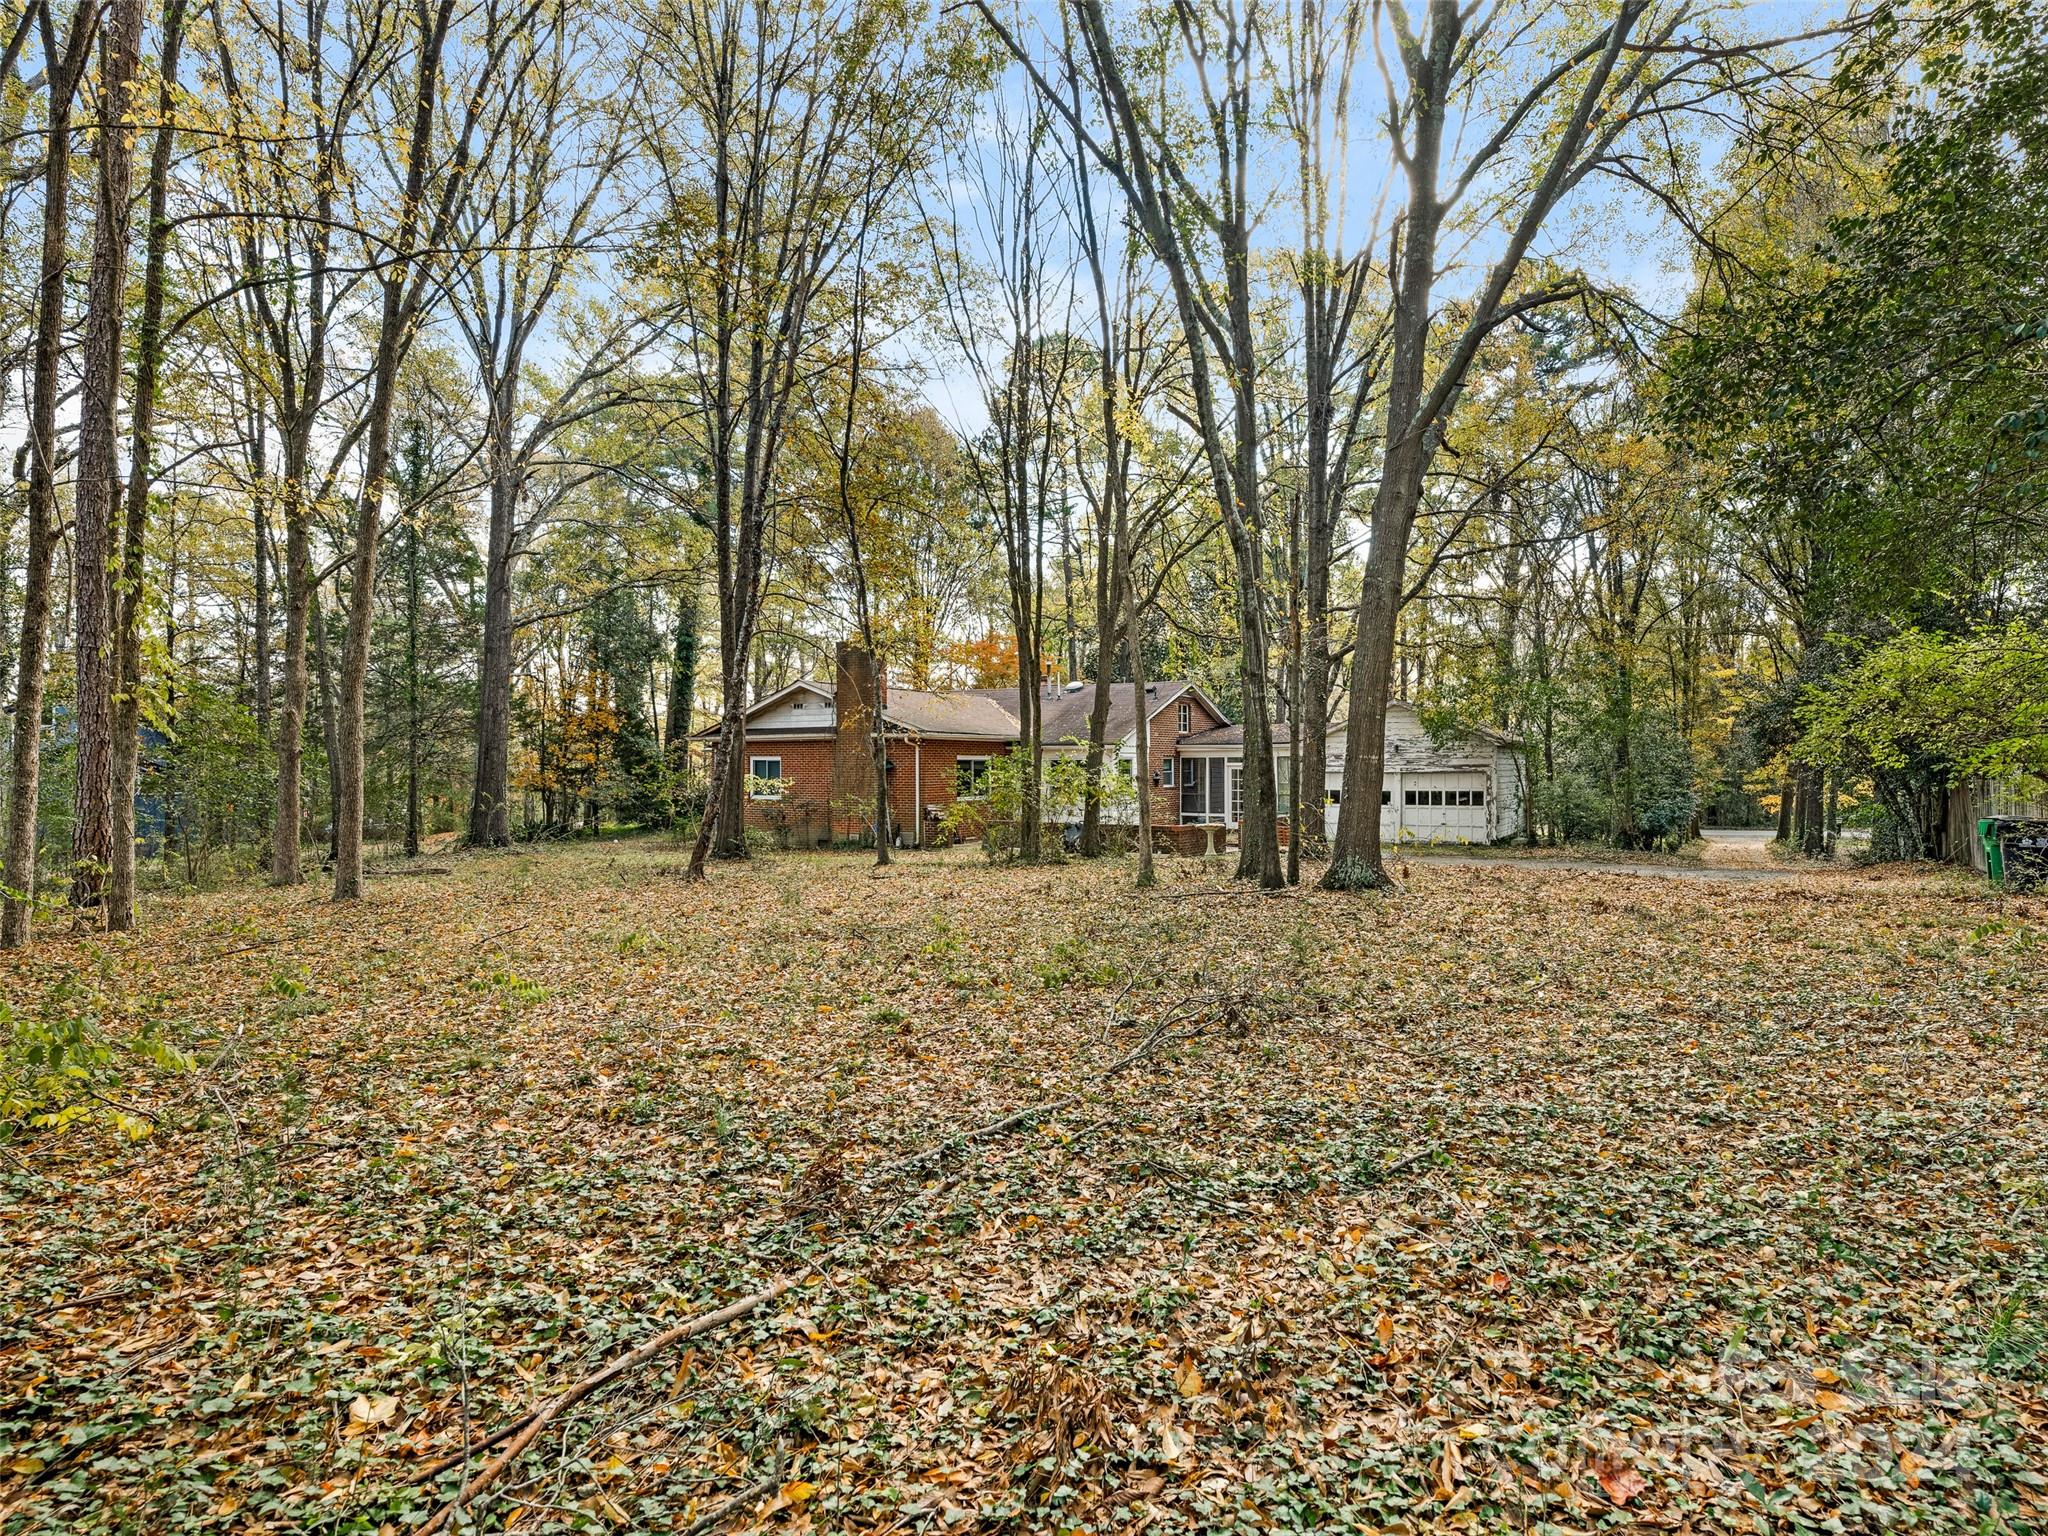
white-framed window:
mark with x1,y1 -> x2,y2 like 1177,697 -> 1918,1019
1160,758 -> 1176,787
955,756 -> 991,799
1177,700 -> 1192,736
748,756 -> 784,798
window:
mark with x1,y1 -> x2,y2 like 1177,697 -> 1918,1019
1474,788 -> 1486,806
1379,789 -> 1389,806
748,757 -> 784,798
1160,758 -> 1176,787
1431,790 -> 1445,806
1455,790 -> 1471,807
1404,789 -> 1418,806
1330,788 -> 1342,806
955,756 -> 991,799
1177,701 -> 1192,736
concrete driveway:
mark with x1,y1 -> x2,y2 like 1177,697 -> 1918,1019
1400,825 -> 1831,882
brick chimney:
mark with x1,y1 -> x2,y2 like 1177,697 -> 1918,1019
832,640 -> 883,836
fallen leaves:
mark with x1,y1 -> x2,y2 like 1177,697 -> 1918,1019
349,1392 -> 400,1427
2,842 -> 2044,1535
1591,1455 -> 1647,1507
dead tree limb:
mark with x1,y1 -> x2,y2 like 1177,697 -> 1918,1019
417,1276 -> 797,1532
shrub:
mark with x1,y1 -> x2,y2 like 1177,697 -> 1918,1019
2,979 -> 191,1142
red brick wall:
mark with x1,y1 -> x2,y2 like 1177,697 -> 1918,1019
740,733 -> 1013,846
886,738 -> 1010,846
1144,688 -> 1225,826
738,738 -> 835,842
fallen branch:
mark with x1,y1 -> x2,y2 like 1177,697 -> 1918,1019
418,992 -> 1217,1527
1378,1144 -> 1442,1181
681,1471 -> 782,1536
178,938 -> 282,965
868,1006 -> 1199,1184
417,1276 -> 796,1533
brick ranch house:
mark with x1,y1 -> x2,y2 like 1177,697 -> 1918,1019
711,643 -> 1525,848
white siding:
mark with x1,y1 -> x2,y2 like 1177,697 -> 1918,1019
750,686 -> 833,733
1492,745 -> 1527,840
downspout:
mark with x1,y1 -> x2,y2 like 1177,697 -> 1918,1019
913,738 -> 922,848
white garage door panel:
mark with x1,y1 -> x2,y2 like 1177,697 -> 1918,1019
1398,771 -> 1490,842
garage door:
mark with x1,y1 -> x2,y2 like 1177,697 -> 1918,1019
1397,772 -> 1490,842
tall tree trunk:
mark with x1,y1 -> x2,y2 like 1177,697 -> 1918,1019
108,0 -> 187,934
404,509 -> 421,858
1323,0 -> 1638,889
468,373 -> 519,847
312,584 -> 340,862
252,433 -> 270,744
333,0 -> 454,900
69,0 -> 145,923
1324,37 -> 1447,891
1287,502 -> 1303,888
2,0 -> 95,950
1124,580 -> 1153,888
1078,550 -> 1114,858
1799,764 -> 1825,858
666,590 -> 697,761
272,482 -> 311,882
335,389 -> 394,898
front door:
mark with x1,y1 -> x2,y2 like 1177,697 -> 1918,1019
1228,764 -> 1244,826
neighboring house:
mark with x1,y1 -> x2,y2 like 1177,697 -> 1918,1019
715,643 -> 1523,847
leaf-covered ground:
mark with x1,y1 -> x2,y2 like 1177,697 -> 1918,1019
3,841 -> 2045,1535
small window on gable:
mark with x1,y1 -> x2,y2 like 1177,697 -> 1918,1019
956,756 -> 991,799
1160,758 -> 1176,787
1177,701 -> 1192,736
749,757 -> 784,798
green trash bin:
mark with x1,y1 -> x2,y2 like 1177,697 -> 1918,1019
1980,818 -> 2005,882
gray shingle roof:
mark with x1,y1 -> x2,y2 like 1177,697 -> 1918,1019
881,688 -> 1021,739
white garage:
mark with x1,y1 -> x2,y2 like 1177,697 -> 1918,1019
1173,700 -> 1525,846
1392,770 -> 1493,840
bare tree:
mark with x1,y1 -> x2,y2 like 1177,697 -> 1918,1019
929,89 -> 1078,865
980,0 -> 1288,887
1,0 -> 98,950
461,7 -> 646,848
1271,0 -> 1382,864
210,0 -> 387,887
1323,0 -> 1854,888
67,0 -> 144,921
640,0 -> 954,879
108,0 -> 190,933
332,0 -> 543,900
